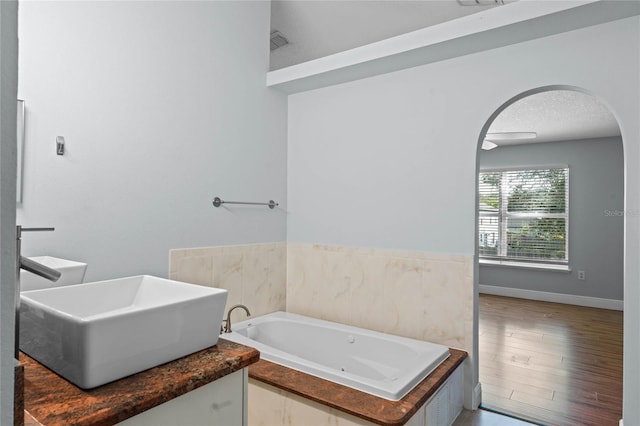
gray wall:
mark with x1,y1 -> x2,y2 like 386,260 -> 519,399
16,1 -> 287,282
0,1 -> 18,422
287,16 -> 640,416
479,137 -> 624,301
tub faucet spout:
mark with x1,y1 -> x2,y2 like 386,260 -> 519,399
222,304 -> 251,333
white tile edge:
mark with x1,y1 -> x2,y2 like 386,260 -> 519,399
479,284 -> 623,311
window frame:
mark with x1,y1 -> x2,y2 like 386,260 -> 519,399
478,164 -> 570,267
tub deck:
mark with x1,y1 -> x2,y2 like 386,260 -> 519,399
248,347 -> 468,426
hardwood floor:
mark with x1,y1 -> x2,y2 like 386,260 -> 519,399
453,408 -> 535,425
479,294 -> 623,426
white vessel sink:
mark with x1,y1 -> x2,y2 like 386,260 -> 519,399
20,256 -> 88,291
20,275 -> 228,389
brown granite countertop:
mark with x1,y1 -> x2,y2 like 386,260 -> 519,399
21,338 -> 259,426
249,348 -> 467,426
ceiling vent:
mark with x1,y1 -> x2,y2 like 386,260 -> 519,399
270,30 -> 289,51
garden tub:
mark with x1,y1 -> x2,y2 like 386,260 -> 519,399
224,311 -> 450,401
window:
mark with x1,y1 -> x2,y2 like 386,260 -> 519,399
478,167 -> 569,265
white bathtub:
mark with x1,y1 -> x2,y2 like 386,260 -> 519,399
224,311 -> 450,401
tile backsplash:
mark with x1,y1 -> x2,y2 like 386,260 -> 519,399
169,243 -> 286,324
169,241 -> 472,354
286,243 -> 473,352
170,241 -> 475,407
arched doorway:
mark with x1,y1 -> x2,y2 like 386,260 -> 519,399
474,86 -> 624,425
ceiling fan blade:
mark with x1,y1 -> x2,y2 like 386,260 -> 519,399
484,132 -> 537,141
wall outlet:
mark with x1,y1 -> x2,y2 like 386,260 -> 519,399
577,270 -> 586,280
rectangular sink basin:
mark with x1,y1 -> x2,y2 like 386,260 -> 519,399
20,275 -> 228,389
20,256 -> 88,291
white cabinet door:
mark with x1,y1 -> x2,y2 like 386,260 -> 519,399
425,365 -> 463,426
119,369 -> 246,426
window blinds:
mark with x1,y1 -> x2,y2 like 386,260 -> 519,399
479,167 -> 569,264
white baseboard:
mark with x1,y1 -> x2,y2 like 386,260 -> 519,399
479,284 -> 623,311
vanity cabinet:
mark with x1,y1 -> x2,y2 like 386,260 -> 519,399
22,340 -> 258,426
405,364 -> 463,426
118,369 -> 248,426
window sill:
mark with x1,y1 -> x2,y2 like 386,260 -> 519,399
479,259 -> 570,272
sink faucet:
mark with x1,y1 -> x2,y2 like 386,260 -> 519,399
15,226 -> 61,358
19,256 -> 61,282
222,304 -> 251,333
16,227 -> 61,282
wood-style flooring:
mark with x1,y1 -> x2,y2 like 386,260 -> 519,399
453,408 -> 535,426
479,294 -> 623,426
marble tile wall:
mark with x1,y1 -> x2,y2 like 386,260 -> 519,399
248,380 -> 375,426
169,243 -> 286,324
169,241 -> 473,352
170,242 -> 476,411
286,243 -> 474,353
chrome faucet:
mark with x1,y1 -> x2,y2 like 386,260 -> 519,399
15,226 -> 61,358
16,227 -> 62,282
19,256 -> 61,282
222,304 -> 251,333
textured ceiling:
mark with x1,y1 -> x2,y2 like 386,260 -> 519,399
488,90 -> 621,145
